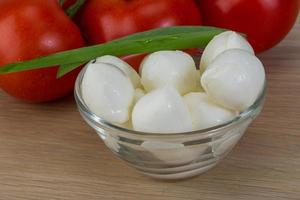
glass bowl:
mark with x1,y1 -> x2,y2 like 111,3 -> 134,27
74,66 -> 266,180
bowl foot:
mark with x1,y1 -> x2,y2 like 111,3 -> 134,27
140,162 -> 217,180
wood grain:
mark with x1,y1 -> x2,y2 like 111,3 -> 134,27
0,18 -> 299,200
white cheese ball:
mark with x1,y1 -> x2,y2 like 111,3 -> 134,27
140,50 -> 197,95
95,55 -> 141,88
132,86 -> 193,133
142,141 -> 207,165
184,93 -> 236,130
82,62 -> 135,124
201,49 -> 265,111
200,31 -> 254,73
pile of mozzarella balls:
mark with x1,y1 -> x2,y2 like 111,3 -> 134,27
82,31 -> 265,133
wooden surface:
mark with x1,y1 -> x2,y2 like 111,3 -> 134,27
0,19 -> 300,200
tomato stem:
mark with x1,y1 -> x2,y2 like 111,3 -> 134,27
65,0 -> 86,18
58,0 -> 67,6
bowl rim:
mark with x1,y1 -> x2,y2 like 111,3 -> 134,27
74,64 -> 266,137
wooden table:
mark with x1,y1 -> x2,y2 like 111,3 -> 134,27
0,19 -> 299,200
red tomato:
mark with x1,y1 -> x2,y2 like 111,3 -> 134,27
199,0 -> 299,53
0,0 -> 85,102
77,0 -> 201,70
122,54 -> 147,72
77,0 -> 202,44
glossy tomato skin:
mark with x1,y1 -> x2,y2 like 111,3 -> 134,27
122,54 -> 147,72
77,0 -> 201,71
0,0 -> 85,102
77,0 -> 202,44
199,0 -> 299,53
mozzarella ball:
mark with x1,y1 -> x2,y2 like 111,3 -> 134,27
140,50 -> 197,95
142,141 -> 207,165
95,55 -> 141,88
82,62 -> 135,124
201,49 -> 265,111
200,31 -> 254,73
184,93 -> 236,130
133,88 -> 146,104
132,87 -> 193,133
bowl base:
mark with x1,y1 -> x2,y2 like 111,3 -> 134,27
141,162 -> 217,180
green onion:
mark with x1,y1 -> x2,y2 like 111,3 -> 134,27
0,26 -> 226,78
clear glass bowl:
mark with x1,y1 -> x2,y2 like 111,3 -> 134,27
74,66 -> 266,180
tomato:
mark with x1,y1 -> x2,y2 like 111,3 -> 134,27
199,0 -> 299,53
0,0 -> 85,102
76,0 -> 201,70
122,54 -> 147,72
77,0 -> 202,44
